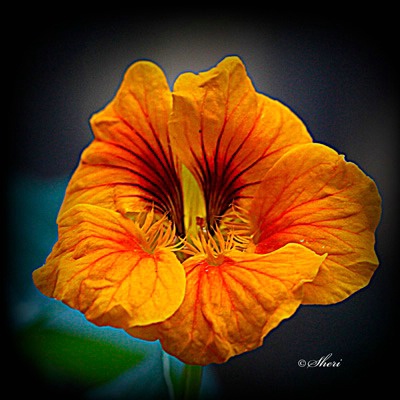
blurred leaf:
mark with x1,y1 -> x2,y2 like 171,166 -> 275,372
17,319 -> 147,388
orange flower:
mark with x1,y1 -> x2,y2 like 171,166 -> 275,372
33,57 -> 381,365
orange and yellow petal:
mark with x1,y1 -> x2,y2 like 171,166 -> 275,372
141,244 -> 324,365
168,56 -> 312,224
32,204 -> 186,329
58,61 -> 185,235
250,143 -> 381,305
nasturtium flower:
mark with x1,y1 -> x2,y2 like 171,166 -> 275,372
33,56 -> 381,365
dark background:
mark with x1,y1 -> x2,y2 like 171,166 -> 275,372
6,11 -> 398,399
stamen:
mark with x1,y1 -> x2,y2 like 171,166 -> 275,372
218,204 -> 250,234
181,227 -> 236,266
130,208 -> 183,254
196,216 -> 208,234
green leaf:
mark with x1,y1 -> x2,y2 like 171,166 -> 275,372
17,319 -> 147,388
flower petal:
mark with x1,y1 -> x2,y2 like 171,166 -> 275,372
169,56 -> 311,227
143,244 -> 324,365
250,143 -> 381,304
32,204 -> 186,328
59,61 -> 185,235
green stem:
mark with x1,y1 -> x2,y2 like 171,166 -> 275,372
162,351 -> 176,400
181,364 -> 203,400
162,351 -> 203,400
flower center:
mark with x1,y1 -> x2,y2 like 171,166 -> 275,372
179,165 -> 255,261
